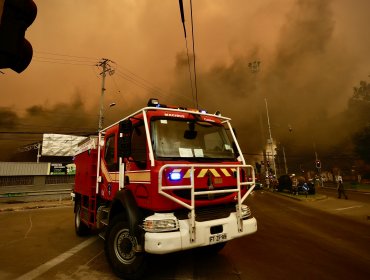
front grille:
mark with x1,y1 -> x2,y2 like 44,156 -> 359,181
174,204 -> 236,222
173,187 -> 236,201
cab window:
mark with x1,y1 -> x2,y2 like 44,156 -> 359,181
105,135 -> 118,171
131,124 -> 147,168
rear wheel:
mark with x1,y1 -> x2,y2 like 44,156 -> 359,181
75,203 -> 90,236
105,214 -> 146,280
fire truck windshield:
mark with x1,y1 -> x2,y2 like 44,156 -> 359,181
152,119 -> 236,161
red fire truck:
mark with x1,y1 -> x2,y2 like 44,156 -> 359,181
72,98 -> 257,279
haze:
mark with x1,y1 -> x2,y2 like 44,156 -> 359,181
1,0 -> 369,170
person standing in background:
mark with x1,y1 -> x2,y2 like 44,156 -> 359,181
337,179 -> 348,199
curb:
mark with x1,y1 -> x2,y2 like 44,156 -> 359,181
0,200 -> 73,212
268,190 -> 328,202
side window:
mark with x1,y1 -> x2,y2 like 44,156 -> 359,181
105,135 -> 117,171
131,125 -> 147,167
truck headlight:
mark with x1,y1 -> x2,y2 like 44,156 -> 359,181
143,213 -> 179,232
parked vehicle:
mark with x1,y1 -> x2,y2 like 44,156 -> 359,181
296,181 -> 315,195
277,174 -> 293,192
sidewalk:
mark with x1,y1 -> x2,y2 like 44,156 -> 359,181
0,199 -> 73,212
302,196 -> 370,224
272,190 -> 370,225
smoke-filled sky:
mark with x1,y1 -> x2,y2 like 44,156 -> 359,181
1,0 -> 370,167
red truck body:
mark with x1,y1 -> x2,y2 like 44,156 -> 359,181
72,100 -> 257,279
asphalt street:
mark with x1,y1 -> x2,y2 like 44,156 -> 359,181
0,189 -> 369,279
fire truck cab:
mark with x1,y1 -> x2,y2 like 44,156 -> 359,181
72,98 -> 257,279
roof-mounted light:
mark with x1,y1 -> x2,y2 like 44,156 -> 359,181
199,109 -> 207,114
147,98 -> 160,107
215,111 -> 222,116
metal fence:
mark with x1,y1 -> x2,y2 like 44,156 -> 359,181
0,176 -> 34,187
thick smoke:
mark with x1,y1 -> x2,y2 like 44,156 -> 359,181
1,0 -> 368,171
171,0 -> 365,172
0,91 -> 97,161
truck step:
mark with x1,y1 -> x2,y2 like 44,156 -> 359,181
102,207 -> 110,213
100,219 -> 108,226
98,230 -> 106,240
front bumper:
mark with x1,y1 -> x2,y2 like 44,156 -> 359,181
144,213 -> 257,254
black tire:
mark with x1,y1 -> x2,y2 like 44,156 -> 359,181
75,203 -> 90,236
105,214 -> 146,280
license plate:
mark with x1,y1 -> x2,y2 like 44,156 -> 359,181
209,233 -> 227,244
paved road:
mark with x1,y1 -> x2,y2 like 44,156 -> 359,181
0,191 -> 369,279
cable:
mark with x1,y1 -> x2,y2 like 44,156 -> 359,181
189,0 -> 199,109
34,51 -> 97,62
184,34 -> 196,108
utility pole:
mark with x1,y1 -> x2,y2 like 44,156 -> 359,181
265,98 -> 277,179
248,61 -> 268,184
283,146 -> 288,174
97,58 -> 114,130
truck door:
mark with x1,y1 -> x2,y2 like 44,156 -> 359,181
130,123 -> 148,169
105,133 -> 118,172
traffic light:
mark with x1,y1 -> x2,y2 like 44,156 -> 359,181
315,160 -> 321,169
0,0 -> 37,73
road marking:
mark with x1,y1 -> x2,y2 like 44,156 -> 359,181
15,236 -> 99,280
335,205 -> 363,211
24,215 -> 33,239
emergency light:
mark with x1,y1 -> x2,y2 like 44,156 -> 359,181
147,98 -> 160,107
169,171 -> 182,181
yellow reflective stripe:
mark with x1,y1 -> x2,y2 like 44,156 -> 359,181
209,169 -> 221,177
197,169 -> 208,178
221,168 -> 231,177
170,168 -> 235,179
184,169 -> 191,178
101,162 -> 112,182
126,171 -> 151,182
108,172 -> 119,182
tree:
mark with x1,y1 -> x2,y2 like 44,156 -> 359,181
349,80 -> 370,122
353,125 -> 370,164
352,80 -> 370,102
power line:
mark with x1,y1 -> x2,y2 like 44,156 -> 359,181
32,50 -> 196,105
113,66 -> 195,105
32,51 -> 98,66
189,0 -> 199,109
34,51 -> 97,61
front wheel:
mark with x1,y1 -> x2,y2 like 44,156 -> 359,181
105,214 -> 146,280
75,203 -> 90,236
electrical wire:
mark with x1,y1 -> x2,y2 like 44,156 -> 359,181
189,0 -> 199,109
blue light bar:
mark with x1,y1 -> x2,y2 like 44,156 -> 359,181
169,171 -> 182,181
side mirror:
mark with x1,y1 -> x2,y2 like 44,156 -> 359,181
118,119 -> 132,158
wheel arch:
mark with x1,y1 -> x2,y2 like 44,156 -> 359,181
109,189 -> 143,240
73,193 -> 82,213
